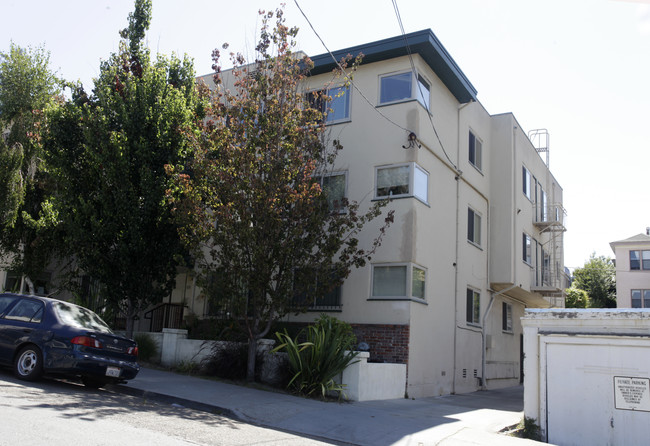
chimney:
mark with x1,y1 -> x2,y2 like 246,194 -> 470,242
646,227 -> 649,236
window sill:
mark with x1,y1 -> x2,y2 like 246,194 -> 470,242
368,297 -> 428,305
325,117 -> 351,126
467,322 -> 482,328
372,195 -> 430,207
502,329 -> 514,335
468,240 -> 483,251
470,162 -> 484,175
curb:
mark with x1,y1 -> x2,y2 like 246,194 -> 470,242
106,383 -> 239,419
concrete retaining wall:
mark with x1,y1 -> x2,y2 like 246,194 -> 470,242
136,328 -> 405,401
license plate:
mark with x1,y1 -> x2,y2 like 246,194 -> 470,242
105,366 -> 121,377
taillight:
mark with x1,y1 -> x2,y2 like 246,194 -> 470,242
71,336 -> 103,349
127,346 -> 138,357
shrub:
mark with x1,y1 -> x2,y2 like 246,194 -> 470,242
202,342 -> 263,381
272,314 -> 358,399
134,333 -> 158,362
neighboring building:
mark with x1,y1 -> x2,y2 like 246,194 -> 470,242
610,231 -> 650,308
1,29 -> 568,398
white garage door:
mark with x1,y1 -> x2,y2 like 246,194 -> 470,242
545,336 -> 650,446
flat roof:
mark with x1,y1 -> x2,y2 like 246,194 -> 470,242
309,29 -> 478,104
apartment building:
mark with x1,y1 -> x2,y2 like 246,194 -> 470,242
193,29 -> 567,397
1,29 -> 567,397
610,232 -> 650,308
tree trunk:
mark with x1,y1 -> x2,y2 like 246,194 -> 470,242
125,300 -> 135,339
246,337 -> 257,382
23,275 -> 35,295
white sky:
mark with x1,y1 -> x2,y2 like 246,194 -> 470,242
2,0 -> 649,270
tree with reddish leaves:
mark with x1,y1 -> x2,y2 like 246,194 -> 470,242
167,8 -> 393,382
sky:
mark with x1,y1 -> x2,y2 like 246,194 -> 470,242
2,0 -> 649,270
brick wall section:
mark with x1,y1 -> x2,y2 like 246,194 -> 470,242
351,323 -> 410,364
277,322 -> 410,364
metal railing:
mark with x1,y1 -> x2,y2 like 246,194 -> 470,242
144,303 -> 185,332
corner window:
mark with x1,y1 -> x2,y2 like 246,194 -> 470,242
306,85 -> 350,124
371,263 -> 427,301
375,163 -> 428,203
522,166 -> 532,200
320,172 -> 347,212
523,233 -> 532,265
631,290 -> 650,308
468,207 -> 481,247
466,288 -> 480,325
379,71 -> 430,110
469,131 -> 482,171
502,302 -> 513,332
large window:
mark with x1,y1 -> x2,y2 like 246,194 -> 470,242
630,250 -> 650,270
468,207 -> 481,247
522,166 -> 532,200
468,131 -> 482,171
523,233 -> 532,265
379,71 -> 431,110
375,163 -> 428,202
371,263 -> 426,301
306,85 -> 350,124
631,290 -> 650,308
320,172 -> 347,212
466,288 -> 480,325
502,302 -> 513,332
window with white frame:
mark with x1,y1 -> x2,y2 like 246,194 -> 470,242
466,288 -> 480,325
468,130 -> 482,171
467,207 -> 481,247
522,166 -> 532,200
502,302 -> 513,332
379,71 -> 431,110
375,163 -> 428,202
306,85 -> 350,124
523,233 -> 532,265
320,172 -> 347,212
371,263 -> 426,301
630,250 -> 650,270
631,289 -> 650,308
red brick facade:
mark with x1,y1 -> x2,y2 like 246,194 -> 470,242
351,323 -> 409,364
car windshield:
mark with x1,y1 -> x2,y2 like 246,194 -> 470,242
52,301 -> 113,333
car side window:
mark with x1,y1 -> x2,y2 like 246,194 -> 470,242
0,296 -> 18,315
4,299 -> 44,323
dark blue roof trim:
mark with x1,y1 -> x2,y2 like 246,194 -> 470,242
309,29 -> 477,104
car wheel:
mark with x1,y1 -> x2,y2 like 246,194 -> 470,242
14,345 -> 43,381
82,377 -> 107,389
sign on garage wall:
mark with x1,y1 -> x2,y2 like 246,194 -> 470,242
614,376 -> 650,412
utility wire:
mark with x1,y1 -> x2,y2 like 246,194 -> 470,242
293,0 -> 410,134
391,0 -> 459,171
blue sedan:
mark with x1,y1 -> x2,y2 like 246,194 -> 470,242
0,293 -> 139,388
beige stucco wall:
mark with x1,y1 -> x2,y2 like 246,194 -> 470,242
612,239 -> 650,308
174,49 -> 565,398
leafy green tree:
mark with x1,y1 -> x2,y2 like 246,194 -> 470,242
0,43 -> 61,292
167,8 -> 393,381
572,254 -> 616,308
565,286 -> 590,308
45,0 -> 206,336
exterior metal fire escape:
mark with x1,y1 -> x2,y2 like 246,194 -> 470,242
528,129 -> 568,307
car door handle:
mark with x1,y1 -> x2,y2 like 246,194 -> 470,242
22,329 -> 32,334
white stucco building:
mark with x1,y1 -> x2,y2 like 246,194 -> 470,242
193,30 -> 568,398
610,232 -> 650,308
1,29 -> 568,398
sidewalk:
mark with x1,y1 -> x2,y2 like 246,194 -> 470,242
110,367 -> 545,446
